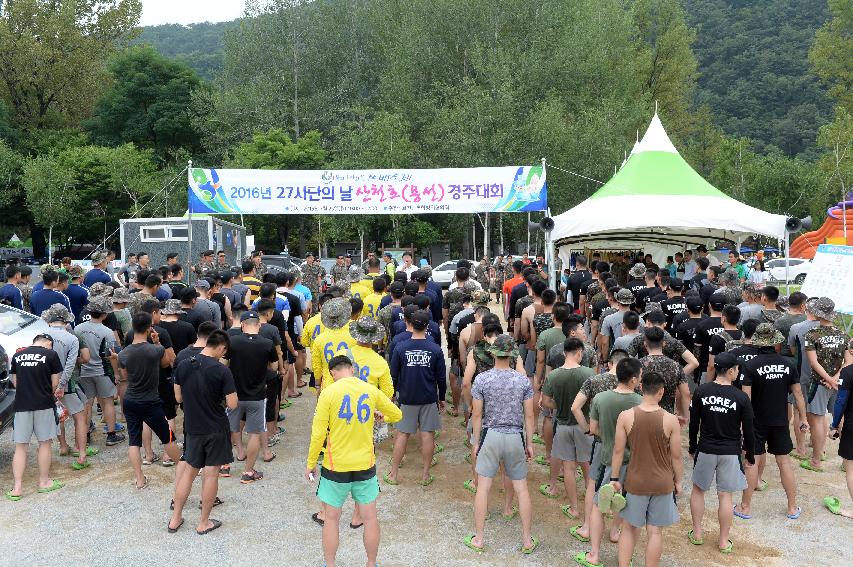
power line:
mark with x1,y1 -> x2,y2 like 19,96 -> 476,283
544,161 -> 605,185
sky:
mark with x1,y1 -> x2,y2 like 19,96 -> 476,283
140,0 -> 246,26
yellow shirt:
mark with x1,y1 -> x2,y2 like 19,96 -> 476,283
311,326 -> 356,391
301,313 -> 327,349
306,376 -> 402,472
361,292 -> 386,320
349,343 -> 394,399
349,278 -> 374,301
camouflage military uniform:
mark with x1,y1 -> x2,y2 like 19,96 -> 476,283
301,261 -> 326,303
377,303 -> 397,342
474,262 -> 490,290
627,331 -> 687,362
610,260 -> 628,285
547,341 -> 597,369
639,354 -> 687,414
16,283 -> 32,312
127,291 -> 156,317
330,263 -> 349,286
493,261 -> 506,302
193,261 -> 216,279
804,324 -> 848,386
579,372 -> 618,406
215,260 -> 231,272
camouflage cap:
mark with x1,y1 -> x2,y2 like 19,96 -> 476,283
41,303 -> 75,324
160,299 -> 185,315
615,288 -> 635,305
111,287 -> 130,303
487,334 -> 518,357
642,301 -> 663,316
587,281 -> 601,296
321,297 -> 351,329
471,289 -> 491,307
67,265 -> 84,278
40,263 -> 58,275
88,282 -> 112,297
806,296 -> 835,320
751,323 -> 785,347
461,280 -> 479,293
87,294 -> 113,314
347,266 -> 364,282
628,263 -> 647,278
720,268 -> 739,284
776,295 -> 790,311
349,316 -> 385,344
91,250 -> 108,265
421,265 -> 433,276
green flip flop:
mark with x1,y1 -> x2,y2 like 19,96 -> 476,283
464,454 -> 472,464
597,483 -> 615,513
382,472 -> 399,486
824,496 -> 842,515
539,483 -> 559,499
463,534 -> 484,553
37,480 -> 64,494
532,433 -> 545,445
687,529 -> 704,545
520,536 -> 540,554
800,460 -> 824,473
434,430 -> 440,439
561,504 -> 579,519
463,479 -> 477,494
611,493 -> 627,513
431,455 -> 438,467
501,506 -> 519,520
433,443 -> 444,455
756,479 -> 768,492
72,447 -> 100,457
71,460 -> 91,471
569,525 -> 590,543
534,455 -> 549,466
719,540 -> 734,554
4,490 -> 22,501
574,551 -> 603,567
420,474 -> 435,487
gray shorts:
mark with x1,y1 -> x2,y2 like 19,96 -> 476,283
398,403 -> 441,434
523,348 -> 536,377
450,362 -> 461,378
62,387 -> 86,416
227,400 -> 266,434
475,429 -> 528,480
593,464 -> 627,504
79,374 -> 117,399
691,452 -> 747,493
806,383 -> 832,416
552,424 -> 593,462
540,406 -> 554,419
621,492 -> 679,528
13,409 -> 57,444
589,438 -> 602,470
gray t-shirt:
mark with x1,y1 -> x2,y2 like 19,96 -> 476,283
600,310 -> 628,344
449,307 -> 474,335
118,342 -> 165,403
788,319 -> 820,382
45,326 -> 79,390
471,367 -> 533,433
737,302 -> 763,325
74,320 -> 117,378
612,332 -> 640,353
193,298 -> 222,328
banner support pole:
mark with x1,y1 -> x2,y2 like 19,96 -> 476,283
187,160 -> 193,284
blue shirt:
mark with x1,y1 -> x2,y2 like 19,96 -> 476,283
390,337 -> 447,405
379,295 -> 393,310
29,288 -> 71,317
391,317 -> 441,346
295,283 -> 312,302
64,283 -> 90,319
0,283 -> 23,310
32,281 -> 45,293
83,268 -> 112,287
252,296 -> 290,314
386,330 -> 436,367
155,286 -> 172,301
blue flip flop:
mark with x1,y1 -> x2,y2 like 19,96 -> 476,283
732,504 -> 751,520
786,506 -> 802,519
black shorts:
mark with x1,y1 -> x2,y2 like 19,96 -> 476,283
123,398 -> 174,447
182,432 -> 233,469
158,376 -> 177,420
265,376 -> 282,420
753,423 -> 793,456
286,349 -> 297,364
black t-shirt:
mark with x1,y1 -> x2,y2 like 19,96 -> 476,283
660,297 -> 687,329
180,308 -> 208,331
118,342 -> 165,403
709,329 -> 743,356
740,350 -> 798,426
689,381 -> 754,463
578,278 -> 594,300
675,315 -> 705,353
508,282 -> 528,320
226,333 -> 277,401
11,346 -> 62,411
269,309 -> 290,346
699,282 -> 719,313
591,298 -> 610,322
841,365 -> 853,423
168,281 -> 187,297
626,279 -> 646,296
159,320 -> 197,355
635,286 -> 661,310
694,316 -> 723,366
175,345 -> 203,368
174,354 -> 236,435
729,344 -> 762,366
76,308 -> 120,334
567,270 -> 591,307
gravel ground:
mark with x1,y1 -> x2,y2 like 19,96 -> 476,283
1,303 -> 851,566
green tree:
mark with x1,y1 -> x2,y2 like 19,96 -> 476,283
0,140 -> 23,209
0,0 -> 142,131
810,0 -> 853,111
87,46 -> 207,162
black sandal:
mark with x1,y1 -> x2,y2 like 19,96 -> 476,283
350,522 -> 364,529
311,512 -> 325,527
198,496 -> 224,509
196,518 -> 222,535
168,517 -> 184,533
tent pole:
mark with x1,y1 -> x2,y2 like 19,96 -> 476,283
784,231 -> 791,295
187,160 -> 193,284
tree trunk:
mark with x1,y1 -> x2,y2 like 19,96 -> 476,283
484,212 -> 490,258
297,215 -> 306,256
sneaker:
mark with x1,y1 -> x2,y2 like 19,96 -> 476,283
103,422 -> 126,433
105,432 -> 126,446
88,421 -> 96,433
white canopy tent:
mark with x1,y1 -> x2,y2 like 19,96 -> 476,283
551,113 -> 789,266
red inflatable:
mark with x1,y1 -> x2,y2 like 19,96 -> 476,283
790,209 -> 853,259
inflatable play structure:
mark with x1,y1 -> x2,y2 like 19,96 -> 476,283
790,192 -> 853,259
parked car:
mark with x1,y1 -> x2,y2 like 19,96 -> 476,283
765,257 -> 811,284
431,260 -> 475,289
261,254 -> 298,271
0,305 -> 50,436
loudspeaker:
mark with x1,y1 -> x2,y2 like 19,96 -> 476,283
528,217 -> 555,233
785,216 -> 812,233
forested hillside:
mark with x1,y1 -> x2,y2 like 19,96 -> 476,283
135,21 -> 238,80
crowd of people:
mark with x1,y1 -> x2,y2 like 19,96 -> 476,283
1,245 -> 852,567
